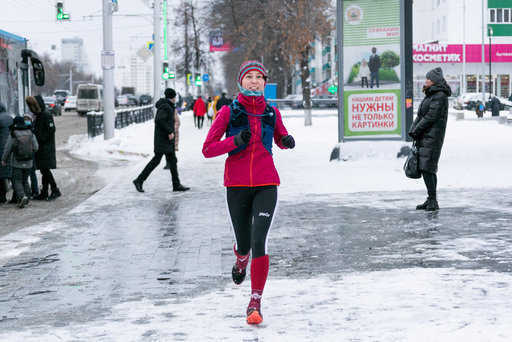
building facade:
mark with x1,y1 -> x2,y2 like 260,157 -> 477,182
61,37 -> 88,73
413,0 -> 512,98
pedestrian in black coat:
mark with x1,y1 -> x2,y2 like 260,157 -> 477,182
30,95 -> 61,200
133,88 -> 189,193
215,92 -> 232,111
490,96 -> 501,117
409,67 -> 451,211
0,103 -> 13,203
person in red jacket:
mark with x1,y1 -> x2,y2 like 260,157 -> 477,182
193,95 -> 207,129
202,60 -> 295,325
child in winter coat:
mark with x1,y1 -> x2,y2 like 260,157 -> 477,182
1,116 -> 39,208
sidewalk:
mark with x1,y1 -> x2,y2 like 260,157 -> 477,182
1,112 -> 512,340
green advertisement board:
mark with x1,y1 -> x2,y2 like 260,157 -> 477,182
342,0 -> 404,140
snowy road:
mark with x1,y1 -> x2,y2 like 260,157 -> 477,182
1,111 -> 512,341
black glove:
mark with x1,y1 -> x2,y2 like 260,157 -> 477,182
281,135 -> 295,149
234,130 -> 251,146
408,131 -> 417,140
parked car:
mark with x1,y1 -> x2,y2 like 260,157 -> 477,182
312,95 -> 337,108
76,84 -> 103,116
126,94 -> 139,106
43,96 -> 62,116
64,95 -> 77,111
54,89 -> 70,106
139,94 -> 152,105
454,92 -> 491,110
116,95 -> 129,106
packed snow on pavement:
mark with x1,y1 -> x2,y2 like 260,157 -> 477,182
1,109 -> 512,341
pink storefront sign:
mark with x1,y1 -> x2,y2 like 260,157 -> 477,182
413,44 -> 512,63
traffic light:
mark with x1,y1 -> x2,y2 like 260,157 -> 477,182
56,1 -> 70,21
161,63 -> 175,80
186,73 -> 192,85
195,74 -> 202,86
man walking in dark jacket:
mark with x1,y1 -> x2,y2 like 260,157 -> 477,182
369,47 -> 381,89
409,67 -> 451,211
215,92 -> 232,112
133,88 -> 189,193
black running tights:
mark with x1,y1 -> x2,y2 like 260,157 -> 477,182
226,186 -> 277,258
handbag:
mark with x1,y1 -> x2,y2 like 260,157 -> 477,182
404,142 -> 421,179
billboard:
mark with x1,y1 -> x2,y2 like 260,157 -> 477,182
413,44 -> 512,63
342,0 -> 403,139
209,30 -> 232,52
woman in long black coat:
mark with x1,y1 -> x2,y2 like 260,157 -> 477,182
31,96 -> 61,200
409,67 -> 451,211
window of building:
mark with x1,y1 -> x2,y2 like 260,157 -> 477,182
437,19 -> 441,34
497,8 -> 503,23
432,0 -> 435,9
442,16 -> 447,32
437,0 -> 440,7
432,22 -> 435,39
490,9 -> 496,23
505,9 -> 510,23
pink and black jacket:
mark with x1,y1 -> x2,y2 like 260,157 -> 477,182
202,94 -> 289,187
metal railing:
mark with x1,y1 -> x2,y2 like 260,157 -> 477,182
87,104 -> 154,138
268,98 -> 338,110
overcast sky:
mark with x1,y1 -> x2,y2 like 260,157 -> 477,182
1,0 -> 162,76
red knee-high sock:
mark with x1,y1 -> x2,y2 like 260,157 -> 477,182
250,255 -> 269,295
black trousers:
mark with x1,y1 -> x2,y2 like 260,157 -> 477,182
40,168 -> 57,194
197,116 -> 204,129
0,178 -> 8,201
361,77 -> 369,88
226,186 -> 277,258
137,151 -> 180,187
422,171 -> 437,199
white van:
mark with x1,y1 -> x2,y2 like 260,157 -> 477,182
76,84 -> 103,116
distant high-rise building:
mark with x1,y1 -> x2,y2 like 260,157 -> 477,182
61,37 -> 88,72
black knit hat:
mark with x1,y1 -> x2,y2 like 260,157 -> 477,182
426,67 -> 444,84
164,88 -> 176,99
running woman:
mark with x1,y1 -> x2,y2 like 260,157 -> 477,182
202,61 -> 295,325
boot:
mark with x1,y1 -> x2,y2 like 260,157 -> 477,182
163,163 -> 170,170
232,245 -> 249,285
33,192 -> 48,201
133,179 -> 144,193
9,195 -> 18,204
18,196 -> 29,209
173,184 -> 190,192
47,188 -> 61,201
416,198 -> 430,210
425,198 -> 439,211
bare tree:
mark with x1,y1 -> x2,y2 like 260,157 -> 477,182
207,0 -> 333,125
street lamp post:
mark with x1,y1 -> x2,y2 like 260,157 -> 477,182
489,27 -> 493,97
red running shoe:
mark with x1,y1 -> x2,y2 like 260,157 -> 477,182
246,292 -> 263,325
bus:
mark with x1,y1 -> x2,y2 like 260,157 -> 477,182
0,29 -> 45,117
0,29 -> 26,116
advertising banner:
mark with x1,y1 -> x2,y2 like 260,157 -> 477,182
343,0 -> 403,139
209,30 -> 232,52
413,44 -> 512,63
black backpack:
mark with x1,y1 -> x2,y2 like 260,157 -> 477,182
13,130 -> 34,162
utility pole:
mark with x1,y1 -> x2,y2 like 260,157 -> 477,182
102,0 -> 116,140
69,67 -> 73,94
462,0 -> 466,94
489,27 -> 493,97
481,0 -> 485,101
184,2 -> 190,96
153,0 -> 162,101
